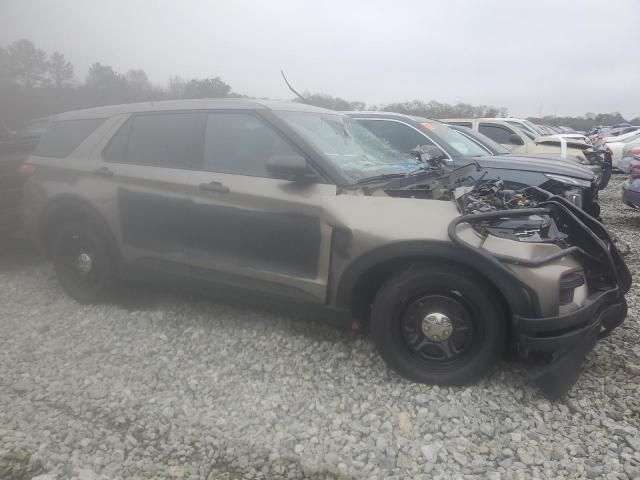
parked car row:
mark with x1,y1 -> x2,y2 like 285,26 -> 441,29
344,112 -> 601,218
622,157 -> 640,210
15,99 -> 632,398
588,124 -> 640,145
441,117 -> 610,189
602,129 -> 640,172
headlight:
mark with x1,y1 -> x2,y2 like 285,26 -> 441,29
545,173 -> 592,188
563,188 -> 583,208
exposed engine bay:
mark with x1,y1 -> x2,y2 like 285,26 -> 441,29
452,181 -> 567,244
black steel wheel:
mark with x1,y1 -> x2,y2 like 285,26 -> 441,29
52,221 -> 116,303
371,263 -> 506,385
401,294 -> 479,366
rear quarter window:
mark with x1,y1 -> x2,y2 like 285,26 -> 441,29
34,119 -> 104,158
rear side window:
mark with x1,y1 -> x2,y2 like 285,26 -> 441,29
104,113 -> 203,169
479,124 -> 515,144
34,119 -> 104,158
357,119 -> 435,154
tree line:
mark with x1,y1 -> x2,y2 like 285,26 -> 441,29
526,112 -> 640,132
0,39 -> 235,129
1,39 -> 637,132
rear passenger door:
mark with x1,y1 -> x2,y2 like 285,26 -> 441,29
100,112 -> 204,265
183,111 -> 336,303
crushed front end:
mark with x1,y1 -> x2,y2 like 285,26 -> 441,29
449,181 -> 632,398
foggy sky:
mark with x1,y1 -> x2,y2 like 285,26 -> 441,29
1,0 -> 639,118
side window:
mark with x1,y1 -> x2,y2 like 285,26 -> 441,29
104,113 -> 202,168
128,113 -> 201,168
479,124 -> 515,144
34,119 -> 104,158
357,119 -> 435,154
203,113 -> 297,177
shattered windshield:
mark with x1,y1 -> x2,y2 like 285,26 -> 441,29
275,111 -> 420,181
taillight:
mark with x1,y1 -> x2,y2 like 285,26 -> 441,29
631,161 -> 640,180
17,163 -> 37,178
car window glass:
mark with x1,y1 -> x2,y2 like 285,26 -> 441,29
102,119 -> 131,162
479,124 -> 516,144
447,121 -> 472,128
203,113 -> 297,177
34,119 -> 104,158
357,119 -> 435,153
453,127 -> 511,155
122,113 -> 202,168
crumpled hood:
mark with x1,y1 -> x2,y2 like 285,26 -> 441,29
467,154 -> 595,180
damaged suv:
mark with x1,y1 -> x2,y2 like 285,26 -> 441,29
22,100 -> 631,397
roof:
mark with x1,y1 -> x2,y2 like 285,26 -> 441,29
342,110 -> 432,124
54,98 -> 333,120
441,117 -> 524,122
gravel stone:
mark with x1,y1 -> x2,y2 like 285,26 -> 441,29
0,175 -> 638,479
627,363 -> 640,376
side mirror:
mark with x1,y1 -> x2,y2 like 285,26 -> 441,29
508,133 -> 525,146
266,154 -> 315,182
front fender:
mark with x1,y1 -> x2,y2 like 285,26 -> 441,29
333,240 -> 539,318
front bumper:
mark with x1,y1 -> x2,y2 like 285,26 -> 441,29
622,179 -> 640,210
449,188 -> 631,398
515,288 -> 627,398
582,149 -> 611,190
580,184 -> 600,220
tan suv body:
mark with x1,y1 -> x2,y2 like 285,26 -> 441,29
22,100 -> 630,397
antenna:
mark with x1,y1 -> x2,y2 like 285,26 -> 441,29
281,70 -> 308,104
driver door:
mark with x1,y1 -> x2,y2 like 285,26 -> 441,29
183,111 -> 336,303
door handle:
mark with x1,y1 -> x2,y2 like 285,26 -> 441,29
199,181 -> 230,194
92,166 -> 114,177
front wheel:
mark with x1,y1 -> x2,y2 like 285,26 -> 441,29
371,263 -> 506,385
52,221 -> 117,304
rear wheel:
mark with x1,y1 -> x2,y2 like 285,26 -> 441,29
52,221 -> 117,303
370,263 -> 506,385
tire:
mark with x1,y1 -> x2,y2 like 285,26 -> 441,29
370,263 -> 506,385
51,221 -> 117,304
598,152 -> 612,190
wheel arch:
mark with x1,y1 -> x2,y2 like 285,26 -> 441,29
335,241 -> 539,323
38,194 -> 122,269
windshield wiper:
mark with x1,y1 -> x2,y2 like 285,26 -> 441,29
356,172 -> 407,185
407,164 -> 441,175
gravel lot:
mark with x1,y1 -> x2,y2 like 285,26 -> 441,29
1,175 -> 639,480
